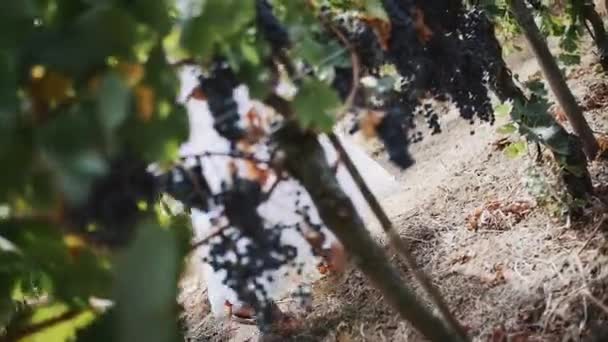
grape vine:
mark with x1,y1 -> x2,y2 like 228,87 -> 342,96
0,0 -> 599,341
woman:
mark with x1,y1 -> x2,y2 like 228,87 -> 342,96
177,65 -> 398,331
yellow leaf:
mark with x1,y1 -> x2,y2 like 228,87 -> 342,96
116,62 -> 145,87
64,234 -> 86,249
87,75 -> 102,94
135,85 -> 155,122
28,69 -> 74,116
30,65 -> 46,79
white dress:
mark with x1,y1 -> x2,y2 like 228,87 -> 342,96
177,66 -> 398,318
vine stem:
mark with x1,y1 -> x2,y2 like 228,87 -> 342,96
327,132 -> 470,342
508,0 -> 599,160
320,10 -> 467,338
188,225 -> 230,253
274,122 -> 465,342
326,24 -> 361,119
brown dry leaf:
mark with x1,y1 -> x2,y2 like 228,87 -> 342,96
467,207 -> 483,230
316,262 -> 329,275
359,16 -> 392,51
412,7 -> 433,43
187,86 -> 207,101
336,331 -> 353,342
134,85 -> 155,122
485,200 -> 502,211
28,67 -> 74,118
450,251 -> 476,266
482,263 -> 507,287
597,134 -> 608,157
87,74 -> 102,94
502,200 -> 534,218
244,160 -> 271,186
551,105 -> 568,124
243,108 -> 266,144
466,199 -> 534,231
116,62 -> 145,87
359,110 -> 384,139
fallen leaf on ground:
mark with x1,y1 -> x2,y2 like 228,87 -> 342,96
482,263 -> 508,287
466,199 -> 534,231
450,251 -> 476,266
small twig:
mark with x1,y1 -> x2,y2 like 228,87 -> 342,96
583,290 -> 608,315
314,12 -> 361,120
326,24 -> 361,118
577,214 -> 607,255
189,225 -> 231,253
327,133 -> 469,342
261,176 -> 285,202
179,150 -> 271,165
181,166 -> 212,210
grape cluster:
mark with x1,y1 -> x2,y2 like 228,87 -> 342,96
384,0 -> 495,123
458,8 -> 514,101
319,0 -> 499,169
65,154 -> 157,247
256,0 -> 291,53
336,15 -> 387,71
198,57 -> 244,143
155,156 -> 213,212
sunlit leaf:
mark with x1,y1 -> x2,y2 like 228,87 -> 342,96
0,220 -> 113,303
504,140 -> 528,159
363,0 -> 389,22
180,0 -> 255,59
497,122 -> 517,135
494,102 -> 512,118
19,304 -> 95,342
134,85 -> 155,122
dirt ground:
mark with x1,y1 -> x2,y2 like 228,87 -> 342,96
179,39 -> 608,341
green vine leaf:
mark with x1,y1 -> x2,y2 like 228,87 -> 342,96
293,78 -> 340,132
497,122 -> 517,135
504,140 -> 528,159
494,102 -> 513,118
558,52 -> 581,66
